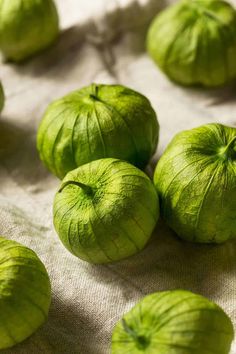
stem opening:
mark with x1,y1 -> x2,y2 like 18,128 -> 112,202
58,180 -> 93,195
89,94 -> 100,101
121,319 -> 150,350
89,84 -> 100,101
218,136 -> 236,160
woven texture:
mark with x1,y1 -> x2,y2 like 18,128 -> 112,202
0,0 -> 236,353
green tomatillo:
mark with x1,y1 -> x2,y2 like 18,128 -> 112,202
53,158 -> 159,264
0,81 -> 4,112
0,236 -> 51,350
112,289 -> 234,354
154,123 -> 236,243
37,83 -> 159,179
147,0 -> 236,87
0,0 -> 59,62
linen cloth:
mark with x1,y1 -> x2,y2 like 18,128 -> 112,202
0,0 -> 236,353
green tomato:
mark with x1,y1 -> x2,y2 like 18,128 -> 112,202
53,158 -> 159,264
0,81 -> 4,113
154,123 -> 236,243
0,0 -> 59,62
147,0 -> 236,87
37,83 -> 159,179
0,236 -> 51,350
112,290 -> 234,354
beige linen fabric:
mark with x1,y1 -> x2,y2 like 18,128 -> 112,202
0,0 -> 236,353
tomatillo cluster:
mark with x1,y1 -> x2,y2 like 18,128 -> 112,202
1,0 -> 236,351
37,84 -> 160,264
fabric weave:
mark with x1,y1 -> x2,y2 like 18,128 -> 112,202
0,0 -> 235,353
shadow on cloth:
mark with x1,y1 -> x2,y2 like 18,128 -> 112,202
0,118 -> 27,159
6,25 -> 90,81
178,81 -> 236,107
86,219 -> 236,300
3,295 -> 105,354
0,118 -> 54,189
4,0 -> 169,82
